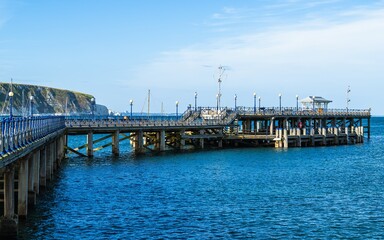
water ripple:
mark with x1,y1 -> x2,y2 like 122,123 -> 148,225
17,117 -> 384,239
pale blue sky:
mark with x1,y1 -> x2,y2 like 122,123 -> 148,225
1,0 -> 383,114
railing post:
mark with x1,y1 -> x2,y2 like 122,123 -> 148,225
0,120 -> 4,154
3,119 -> 9,154
8,119 -> 13,152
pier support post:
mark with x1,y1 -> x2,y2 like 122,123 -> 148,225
180,130 -> 186,150
28,154 -> 36,205
160,130 -> 166,151
297,127 -> 301,147
58,135 -> 65,164
52,141 -> 57,172
218,129 -> 223,148
1,167 -> 17,238
256,121 -> 260,133
64,134 -> 68,157
154,132 -> 160,150
359,126 -> 364,143
45,143 -> 52,181
112,130 -> 120,156
334,127 -> 339,145
135,131 -> 144,154
357,120 -> 363,143
243,120 -> 251,134
322,127 -> 327,145
270,117 -> 275,136
282,119 -> 288,148
310,119 -> 315,136
199,130 -> 205,149
18,157 -> 29,218
345,126 -> 350,144
310,119 -> 315,146
39,147 -> 47,187
33,151 -> 40,196
283,128 -> 288,148
275,128 -> 283,148
87,132 -> 94,157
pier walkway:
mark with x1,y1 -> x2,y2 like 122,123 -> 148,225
0,106 -> 371,236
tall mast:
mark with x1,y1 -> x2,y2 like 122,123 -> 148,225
147,89 -> 150,117
65,97 -> 68,115
22,88 -> 25,116
161,102 -> 164,115
217,65 -> 225,111
347,85 -> 351,112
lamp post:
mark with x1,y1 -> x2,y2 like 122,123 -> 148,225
130,99 -> 133,119
29,95 -> 34,116
194,92 -> 197,111
234,94 -> 237,110
9,91 -> 14,119
91,97 -> 95,118
258,96 -> 261,111
296,95 -> 299,111
253,92 -> 256,114
279,93 -> 282,112
176,101 -> 179,119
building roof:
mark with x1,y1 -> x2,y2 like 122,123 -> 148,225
300,96 -> 332,104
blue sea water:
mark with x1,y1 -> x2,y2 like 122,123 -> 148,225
18,117 -> 384,239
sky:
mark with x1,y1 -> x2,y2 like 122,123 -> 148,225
0,0 -> 383,115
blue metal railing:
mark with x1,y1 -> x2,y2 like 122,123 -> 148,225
0,116 -> 66,157
65,114 -> 179,121
0,106 -> 371,159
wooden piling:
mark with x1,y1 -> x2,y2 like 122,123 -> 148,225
87,132 -> 94,157
112,130 -> 120,156
1,167 -> 17,237
39,147 -> 46,187
18,157 -> 29,218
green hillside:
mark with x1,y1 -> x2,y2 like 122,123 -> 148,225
0,83 -> 95,115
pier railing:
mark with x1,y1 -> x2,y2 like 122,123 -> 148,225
65,118 -> 232,129
235,107 -> 371,117
0,116 -> 66,157
65,106 -> 370,129
174,106 -> 371,117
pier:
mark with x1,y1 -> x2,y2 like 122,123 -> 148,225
0,105 -> 371,236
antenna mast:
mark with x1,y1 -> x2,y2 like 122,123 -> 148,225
346,85 -> 351,112
161,102 -> 164,115
217,65 -> 225,111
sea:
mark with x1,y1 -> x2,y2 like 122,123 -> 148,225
17,117 -> 384,239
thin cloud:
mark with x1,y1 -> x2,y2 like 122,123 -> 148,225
0,0 -> 14,29
132,5 -> 384,113
206,0 -> 383,34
